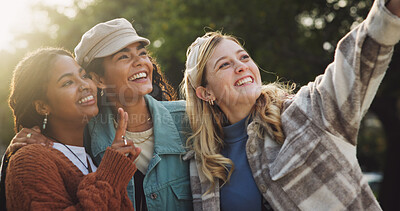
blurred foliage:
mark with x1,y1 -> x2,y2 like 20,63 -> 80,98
357,113 -> 387,172
1,1 -> 399,207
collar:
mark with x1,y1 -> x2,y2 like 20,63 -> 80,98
144,95 -> 186,155
87,95 -> 186,158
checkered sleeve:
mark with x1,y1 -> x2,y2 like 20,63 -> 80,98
291,0 -> 400,145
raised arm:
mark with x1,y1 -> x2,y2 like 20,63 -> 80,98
284,0 -> 400,145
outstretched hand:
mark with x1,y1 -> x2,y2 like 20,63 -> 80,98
111,108 -> 141,161
5,126 -> 53,156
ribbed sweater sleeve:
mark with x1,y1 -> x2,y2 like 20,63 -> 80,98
5,145 -> 136,210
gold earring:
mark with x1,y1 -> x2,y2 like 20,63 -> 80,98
100,89 -> 104,96
208,99 -> 214,106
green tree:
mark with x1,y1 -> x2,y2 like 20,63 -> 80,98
1,0 -> 399,209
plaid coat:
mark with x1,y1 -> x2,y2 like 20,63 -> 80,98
183,0 -> 400,210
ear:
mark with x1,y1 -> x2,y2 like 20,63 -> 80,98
195,86 -> 215,102
89,72 -> 106,89
34,100 -> 51,115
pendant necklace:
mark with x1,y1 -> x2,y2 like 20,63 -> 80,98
47,136 -> 92,173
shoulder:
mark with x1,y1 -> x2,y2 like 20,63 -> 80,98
145,94 -> 186,113
10,145 -> 61,164
7,145 -> 61,176
159,100 -> 186,113
11,144 -> 53,160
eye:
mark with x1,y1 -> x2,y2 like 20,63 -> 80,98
62,80 -> 73,87
118,54 -> 129,60
82,73 -> 92,79
219,62 -> 230,69
139,50 -> 148,56
240,54 -> 250,60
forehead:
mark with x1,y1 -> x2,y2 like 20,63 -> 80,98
49,55 -> 81,79
210,39 -> 243,60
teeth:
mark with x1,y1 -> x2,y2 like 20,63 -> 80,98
128,72 -> 147,81
78,95 -> 94,104
235,77 -> 253,86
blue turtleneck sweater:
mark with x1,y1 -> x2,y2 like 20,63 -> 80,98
220,116 -> 262,211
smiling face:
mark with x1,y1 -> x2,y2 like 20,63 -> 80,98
45,55 -> 98,124
101,42 -> 153,105
204,39 -> 262,118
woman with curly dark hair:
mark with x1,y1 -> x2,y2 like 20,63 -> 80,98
5,47 -> 140,210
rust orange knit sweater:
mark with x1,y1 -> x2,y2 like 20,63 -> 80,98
6,144 -> 136,210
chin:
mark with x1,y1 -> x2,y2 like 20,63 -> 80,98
139,85 -> 154,96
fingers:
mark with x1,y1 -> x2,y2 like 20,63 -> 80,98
131,147 -> 142,161
110,108 -> 141,160
7,143 -> 27,155
6,127 -> 53,155
14,128 -> 53,146
113,108 -> 128,145
111,138 -> 141,160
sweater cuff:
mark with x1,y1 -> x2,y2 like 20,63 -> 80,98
365,0 -> 400,46
95,147 -> 136,188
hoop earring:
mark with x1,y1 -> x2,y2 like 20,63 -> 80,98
42,113 -> 48,130
208,99 -> 214,106
100,89 -> 104,96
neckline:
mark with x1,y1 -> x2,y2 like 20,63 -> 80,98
223,115 -> 250,143
51,141 -> 91,173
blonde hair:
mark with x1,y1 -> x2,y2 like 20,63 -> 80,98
180,32 -> 291,192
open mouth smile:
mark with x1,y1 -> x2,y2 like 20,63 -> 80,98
128,72 -> 147,81
234,76 -> 254,86
78,95 -> 95,105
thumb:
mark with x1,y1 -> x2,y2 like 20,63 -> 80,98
113,108 -> 128,144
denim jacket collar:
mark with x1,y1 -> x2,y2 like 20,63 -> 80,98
145,95 -> 186,155
87,95 -> 185,159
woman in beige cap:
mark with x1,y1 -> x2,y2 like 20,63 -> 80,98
2,19 -> 192,211
180,0 -> 400,210
74,18 -> 193,211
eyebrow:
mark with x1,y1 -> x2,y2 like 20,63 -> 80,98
213,49 -> 245,69
57,68 -> 84,82
111,48 -> 130,58
111,43 -> 146,58
213,56 -> 227,70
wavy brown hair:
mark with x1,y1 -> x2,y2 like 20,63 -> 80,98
181,32 -> 291,193
8,48 -> 73,132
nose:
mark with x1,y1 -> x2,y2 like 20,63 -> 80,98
78,78 -> 90,92
132,54 -> 144,67
234,60 -> 249,74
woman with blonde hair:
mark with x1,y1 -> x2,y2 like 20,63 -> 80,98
181,0 -> 400,210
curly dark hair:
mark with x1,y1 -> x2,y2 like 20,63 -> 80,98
8,48 -> 73,132
85,48 -> 176,102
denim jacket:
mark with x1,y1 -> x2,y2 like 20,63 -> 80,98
84,95 -> 193,211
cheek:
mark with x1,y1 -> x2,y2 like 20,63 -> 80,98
47,90 -> 75,111
145,60 -> 154,76
104,64 -> 126,82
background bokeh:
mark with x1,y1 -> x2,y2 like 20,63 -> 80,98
0,0 -> 399,209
